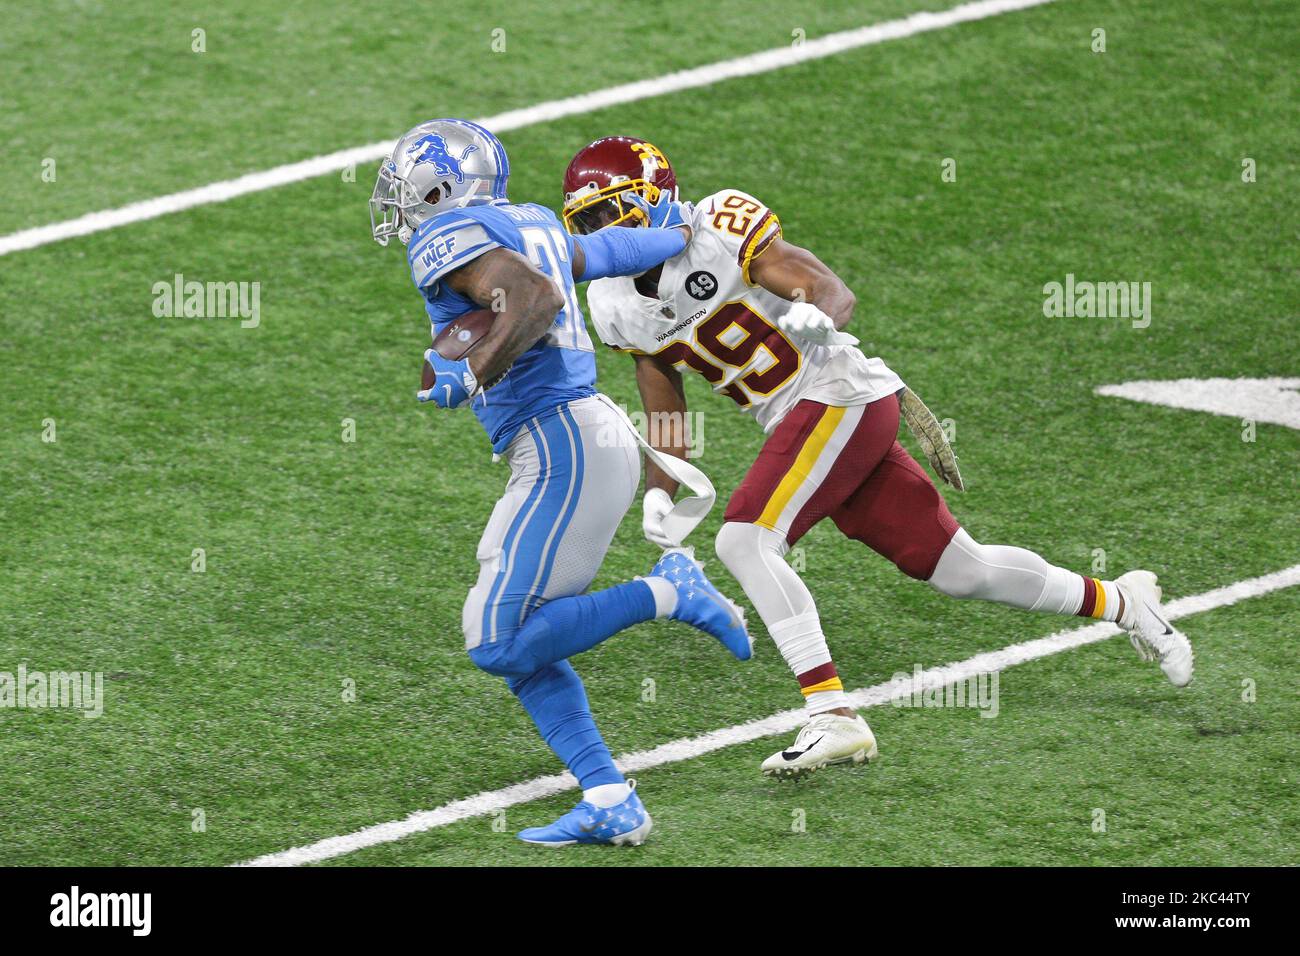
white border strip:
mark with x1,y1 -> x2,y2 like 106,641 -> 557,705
0,0 -> 1058,258
237,561 -> 1300,866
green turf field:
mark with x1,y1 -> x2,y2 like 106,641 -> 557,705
0,0 -> 1296,867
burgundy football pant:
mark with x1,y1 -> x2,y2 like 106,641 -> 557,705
723,392 -> 960,580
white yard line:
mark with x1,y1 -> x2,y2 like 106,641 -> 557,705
1096,378 -> 1300,430
0,0 -> 1058,258
236,561 -> 1300,866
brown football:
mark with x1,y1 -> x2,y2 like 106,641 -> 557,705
422,308 -> 496,390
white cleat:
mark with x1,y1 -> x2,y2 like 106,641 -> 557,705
1115,570 -> 1194,687
761,712 -> 878,780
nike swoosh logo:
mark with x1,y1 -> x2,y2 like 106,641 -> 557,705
1146,602 -> 1174,635
782,735 -> 823,761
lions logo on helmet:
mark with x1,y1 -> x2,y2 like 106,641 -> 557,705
407,134 -> 478,185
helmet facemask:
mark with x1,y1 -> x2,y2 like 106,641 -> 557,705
368,161 -> 406,246
562,178 -> 661,235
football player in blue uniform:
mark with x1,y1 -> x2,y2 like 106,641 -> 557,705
370,119 -> 751,846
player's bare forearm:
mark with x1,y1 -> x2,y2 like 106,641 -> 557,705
749,236 -> 857,330
444,247 -> 564,384
634,353 -> 688,498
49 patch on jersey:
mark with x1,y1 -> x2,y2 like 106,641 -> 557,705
686,270 -> 718,300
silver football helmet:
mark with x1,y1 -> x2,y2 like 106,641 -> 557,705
369,119 -> 511,246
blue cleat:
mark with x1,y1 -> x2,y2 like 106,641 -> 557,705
651,547 -> 753,660
517,782 -> 653,847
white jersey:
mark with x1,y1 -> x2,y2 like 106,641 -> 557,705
586,189 -> 904,432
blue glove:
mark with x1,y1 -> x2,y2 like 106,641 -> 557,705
416,348 -> 478,408
625,190 -> 693,232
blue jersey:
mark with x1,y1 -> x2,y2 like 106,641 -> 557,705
407,200 -> 596,452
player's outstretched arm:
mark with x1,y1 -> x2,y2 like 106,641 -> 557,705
443,247 -> 564,386
749,236 -> 858,335
569,190 -> 693,282
634,352 -> 691,548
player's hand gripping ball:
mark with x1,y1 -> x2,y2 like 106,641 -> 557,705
417,308 -> 496,407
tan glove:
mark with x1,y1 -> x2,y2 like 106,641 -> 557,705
899,387 -> 965,491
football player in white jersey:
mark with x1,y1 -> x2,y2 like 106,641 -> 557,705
562,137 -> 1193,778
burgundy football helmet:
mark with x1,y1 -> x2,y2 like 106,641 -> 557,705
561,136 -> 678,234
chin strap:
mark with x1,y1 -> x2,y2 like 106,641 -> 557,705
594,395 -> 715,546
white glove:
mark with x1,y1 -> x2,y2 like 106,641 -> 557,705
776,302 -> 859,347
642,487 -> 676,548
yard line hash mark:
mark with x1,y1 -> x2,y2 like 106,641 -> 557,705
236,561 -> 1300,866
0,0 -> 1059,258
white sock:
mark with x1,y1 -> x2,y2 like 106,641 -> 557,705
714,522 -> 850,714
1093,579 -> 1124,623
769,611 -> 851,714
584,782 -> 631,808
642,575 -> 678,618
